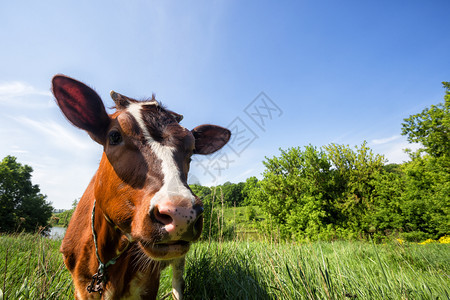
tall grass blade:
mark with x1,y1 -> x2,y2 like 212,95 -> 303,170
371,238 -> 390,293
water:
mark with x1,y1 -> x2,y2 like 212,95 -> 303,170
49,226 -> 66,239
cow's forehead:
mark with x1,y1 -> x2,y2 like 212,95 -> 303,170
117,100 -> 191,147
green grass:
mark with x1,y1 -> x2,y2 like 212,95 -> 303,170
168,240 -> 450,299
0,233 -> 73,299
1,234 -> 449,299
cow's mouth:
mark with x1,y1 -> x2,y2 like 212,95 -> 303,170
138,240 -> 190,260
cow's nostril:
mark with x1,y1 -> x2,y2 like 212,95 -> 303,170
193,204 -> 204,215
153,206 -> 173,225
193,212 -> 203,235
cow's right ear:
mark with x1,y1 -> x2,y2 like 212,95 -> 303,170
52,75 -> 111,144
191,124 -> 231,155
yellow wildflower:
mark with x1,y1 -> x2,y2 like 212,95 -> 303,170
438,236 -> 450,244
418,238 -> 436,245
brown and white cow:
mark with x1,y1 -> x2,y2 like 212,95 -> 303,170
52,75 -> 230,299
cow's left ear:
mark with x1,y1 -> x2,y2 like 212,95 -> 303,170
52,74 -> 111,144
191,125 -> 231,155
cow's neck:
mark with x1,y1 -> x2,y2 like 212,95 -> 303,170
92,200 -> 131,265
87,199 -> 132,294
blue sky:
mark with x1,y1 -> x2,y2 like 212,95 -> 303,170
1,1 -> 449,209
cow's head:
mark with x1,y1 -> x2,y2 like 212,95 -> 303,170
52,75 -> 230,260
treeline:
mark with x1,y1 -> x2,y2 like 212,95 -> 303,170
190,181 -> 248,207
244,143 -> 448,242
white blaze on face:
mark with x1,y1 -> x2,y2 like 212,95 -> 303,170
127,102 -> 195,209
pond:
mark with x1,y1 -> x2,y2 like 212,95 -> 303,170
49,226 -> 67,239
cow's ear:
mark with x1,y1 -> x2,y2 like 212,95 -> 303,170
191,125 -> 231,155
52,75 -> 111,144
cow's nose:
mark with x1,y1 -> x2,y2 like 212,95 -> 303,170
152,201 -> 203,240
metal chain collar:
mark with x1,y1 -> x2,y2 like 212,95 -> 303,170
87,200 -> 130,294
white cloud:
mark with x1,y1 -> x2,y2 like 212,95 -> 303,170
12,116 -> 94,151
0,81 -> 52,98
382,141 -> 422,164
371,135 -> 401,145
10,149 -> 29,154
0,81 -> 54,109
369,135 -> 422,164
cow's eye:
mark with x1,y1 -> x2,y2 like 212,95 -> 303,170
109,130 -> 122,145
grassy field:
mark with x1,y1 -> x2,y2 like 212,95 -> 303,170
0,233 -> 73,299
1,233 -> 449,299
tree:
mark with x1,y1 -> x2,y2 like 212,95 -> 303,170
241,176 -> 262,206
253,143 -> 386,240
369,153 -> 449,241
220,181 -> 245,206
396,83 -> 450,240
400,154 -> 449,238
324,142 -> 386,233
0,156 -> 53,233
401,82 -> 450,158
369,170 -> 405,236
367,84 -> 450,241
257,145 -> 336,239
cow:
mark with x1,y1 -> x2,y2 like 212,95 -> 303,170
52,75 -> 231,299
